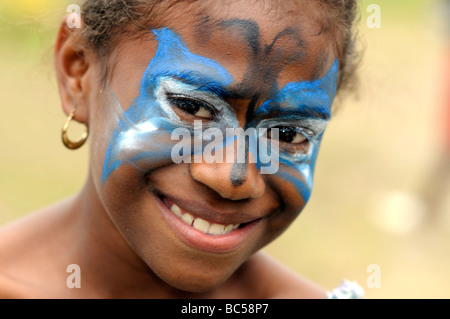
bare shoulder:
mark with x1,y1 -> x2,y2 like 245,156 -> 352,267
0,217 -> 41,298
0,274 -> 21,298
244,252 -> 328,299
0,198 -> 76,298
0,272 -> 35,298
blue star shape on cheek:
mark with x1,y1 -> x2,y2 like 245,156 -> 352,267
101,28 -> 234,184
100,27 -> 339,205
254,59 -> 338,201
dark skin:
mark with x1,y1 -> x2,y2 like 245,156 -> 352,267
0,0 -> 336,298
196,18 -> 318,186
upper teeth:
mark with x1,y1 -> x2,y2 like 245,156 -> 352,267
169,203 -> 240,236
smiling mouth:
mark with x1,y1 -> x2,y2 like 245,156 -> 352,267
162,197 -> 246,236
153,192 -> 265,253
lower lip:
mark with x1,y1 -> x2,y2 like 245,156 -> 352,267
155,196 -> 262,254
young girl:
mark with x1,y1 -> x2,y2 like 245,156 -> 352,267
0,0 -> 362,298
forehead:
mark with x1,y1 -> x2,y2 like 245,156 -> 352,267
107,0 -> 336,113
156,0 -> 335,84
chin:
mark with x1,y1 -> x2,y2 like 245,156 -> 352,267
154,260 -> 237,294
170,278 -> 225,294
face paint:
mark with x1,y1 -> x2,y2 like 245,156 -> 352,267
99,27 -> 338,207
101,28 -> 236,184
255,60 -> 338,201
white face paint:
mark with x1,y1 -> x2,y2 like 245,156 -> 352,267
97,27 -> 338,205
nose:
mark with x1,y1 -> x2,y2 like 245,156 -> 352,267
189,142 -> 265,201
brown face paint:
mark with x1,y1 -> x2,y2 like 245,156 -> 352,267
194,18 -> 311,187
196,18 -> 307,100
90,0 -> 340,294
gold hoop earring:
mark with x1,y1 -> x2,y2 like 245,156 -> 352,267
61,108 -> 89,150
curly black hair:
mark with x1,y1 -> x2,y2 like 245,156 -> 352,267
75,0 -> 359,95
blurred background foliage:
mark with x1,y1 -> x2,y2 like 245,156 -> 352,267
0,0 -> 449,298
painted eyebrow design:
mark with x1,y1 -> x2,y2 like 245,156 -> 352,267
161,70 -> 233,98
284,108 -> 330,121
163,71 -> 332,121
257,107 -> 331,121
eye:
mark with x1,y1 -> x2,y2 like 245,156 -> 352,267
278,127 -> 307,144
267,126 -> 312,154
167,95 -> 215,120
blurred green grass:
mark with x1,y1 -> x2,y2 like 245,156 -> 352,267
0,0 -> 88,222
266,1 -> 450,298
1,0 -> 449,298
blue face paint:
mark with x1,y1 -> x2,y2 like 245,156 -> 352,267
256,60 -> 338,119
100,27 -> 338,206
101,28 -> 235,184
255,60 -> 338,201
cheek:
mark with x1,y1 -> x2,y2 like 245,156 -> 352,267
261,171 -> 306,243
92,85 -> 178,189
274,168 -> 308,210
272,130 -> 325,209
266,152 -> 319,231
101,128 -> 175,184
276,162 -> 314,203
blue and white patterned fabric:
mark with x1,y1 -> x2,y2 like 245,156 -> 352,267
327,280 -> 365,299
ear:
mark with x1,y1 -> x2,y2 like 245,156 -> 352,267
54,16 -> 91,126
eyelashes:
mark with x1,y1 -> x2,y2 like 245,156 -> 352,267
258,118 -> 328,158
167,95 -> 314,154
157,77 -> 326,158
276,126 -> 311,144
165,95 -> 318,154
266,126 -> 312,155
167,94 -> 216,121
156,77 -> 236,127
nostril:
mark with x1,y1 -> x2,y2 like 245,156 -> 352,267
190,160 -> 265,201
230,162 -> 247,187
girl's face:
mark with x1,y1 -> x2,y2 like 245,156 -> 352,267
87,1 -> 338,292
